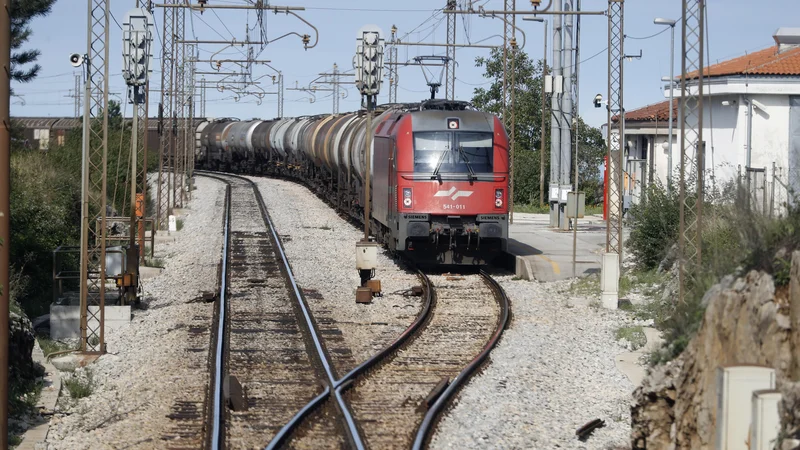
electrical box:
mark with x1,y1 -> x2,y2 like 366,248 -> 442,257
544,75 -> 553,94
549,184 -> 560,203
168,215 -> 177,232
105,246 -> 125,278
559,186 -> 572,204
356,241 -> 378,271
716,365 -> 776,450
566,192 -> 585,219
553,75 -> 563,94
749,390 -> 782,450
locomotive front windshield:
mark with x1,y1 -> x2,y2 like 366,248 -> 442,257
413,131 -> 494,174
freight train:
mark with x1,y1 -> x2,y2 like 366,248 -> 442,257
195,99 -> 510,266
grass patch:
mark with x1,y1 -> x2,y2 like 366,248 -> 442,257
570,274 -> 600,297
176,219 -> 184,231
37,337 -> 73,358
64,371 -> 93,399
145,257 -> 165,268
619,270 -> 665,298
9,374 -> 43,446
513,203 -> 550,214
616,325 -> 647,351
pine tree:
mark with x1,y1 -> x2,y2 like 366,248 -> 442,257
10,0 -> 57,87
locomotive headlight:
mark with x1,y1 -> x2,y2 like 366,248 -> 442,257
495,189 -> 504,208
403,188 -> 412,208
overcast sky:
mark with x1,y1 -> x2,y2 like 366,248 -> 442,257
9,0 -> 800,129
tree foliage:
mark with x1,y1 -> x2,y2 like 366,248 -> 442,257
10,0 -> 56,86
470,48 -> 606,205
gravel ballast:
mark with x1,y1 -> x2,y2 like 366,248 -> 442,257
249,176 -> 423,376
46,177 -> 225,449
430,276 -> 634,449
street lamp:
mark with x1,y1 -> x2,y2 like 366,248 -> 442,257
654,17 -> 676,191
523,16 -> 546,208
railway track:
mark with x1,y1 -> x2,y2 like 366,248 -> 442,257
195,172 -> 362,449
178,172 -> 510,449
269,268 -> 510,449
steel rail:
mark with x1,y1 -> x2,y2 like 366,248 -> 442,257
196,171 -> 363,448
210,182 -> 231,450
267,269 -> 434,449
412,270 -> 511,450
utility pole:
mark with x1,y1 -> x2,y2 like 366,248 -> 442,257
559,0 -> 574,231
333,63 -> 340,114
276,71 -> 284,118
549,0 -> 562,228
572,0 -> 583,278
157,0 -> 175,230
1,0 -> 11,445
185,43 -> 196,188
260,63 -> 285,118
173,6 -> 185,209
72,74 -> 82,118
79,0 -> 110,352
200,77 -> 206,118
387,25 -> 399,103
290,66 -> 355,115
445,0 -> 457,100
601,0 -> 625,309
678,0 -> 705,303
504,0 -> 517,223
540,20 -> 547,208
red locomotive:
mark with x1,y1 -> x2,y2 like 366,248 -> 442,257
197,100 -> 510,266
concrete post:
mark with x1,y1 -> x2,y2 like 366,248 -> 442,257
549,0 -> 562,227
559,0 -> 574,231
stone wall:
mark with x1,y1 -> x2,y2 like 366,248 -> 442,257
632,261 -> 797,449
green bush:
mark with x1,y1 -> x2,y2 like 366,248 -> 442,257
10,146 -> 82,316
626,181 -> 681,271
64,371 -> 93,399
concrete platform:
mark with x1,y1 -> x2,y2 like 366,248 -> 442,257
17,340 -> 61,450
506,212 -> 608,281
615,327 -> 663,387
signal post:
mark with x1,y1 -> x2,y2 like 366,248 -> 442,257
354,26 -> 385,303
121,7 -> 155,304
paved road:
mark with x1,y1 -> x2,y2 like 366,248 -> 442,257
506,212 -> 613,281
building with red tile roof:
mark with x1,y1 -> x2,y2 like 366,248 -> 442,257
612,29 -> 800,210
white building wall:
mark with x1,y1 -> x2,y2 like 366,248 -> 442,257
618,89 -> 793,207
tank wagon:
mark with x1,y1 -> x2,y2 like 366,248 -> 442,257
196,100 -> 510,265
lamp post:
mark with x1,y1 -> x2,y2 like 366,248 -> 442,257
655,17 -> 676,191
522,16 -> 546,208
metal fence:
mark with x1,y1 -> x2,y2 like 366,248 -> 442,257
737,163 -> 793,217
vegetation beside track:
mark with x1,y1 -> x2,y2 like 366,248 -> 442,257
625,181 -> 800,364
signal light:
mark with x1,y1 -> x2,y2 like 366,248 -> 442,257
403,188 -> 412,208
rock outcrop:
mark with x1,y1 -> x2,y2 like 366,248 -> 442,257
631,359 -> 681,449
10,310 -> 36,383
631,268 -> 794,449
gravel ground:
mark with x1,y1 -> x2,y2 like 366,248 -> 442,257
249,177 -> 423,377
45,176 -> 225,449
430,276 -> 634,450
